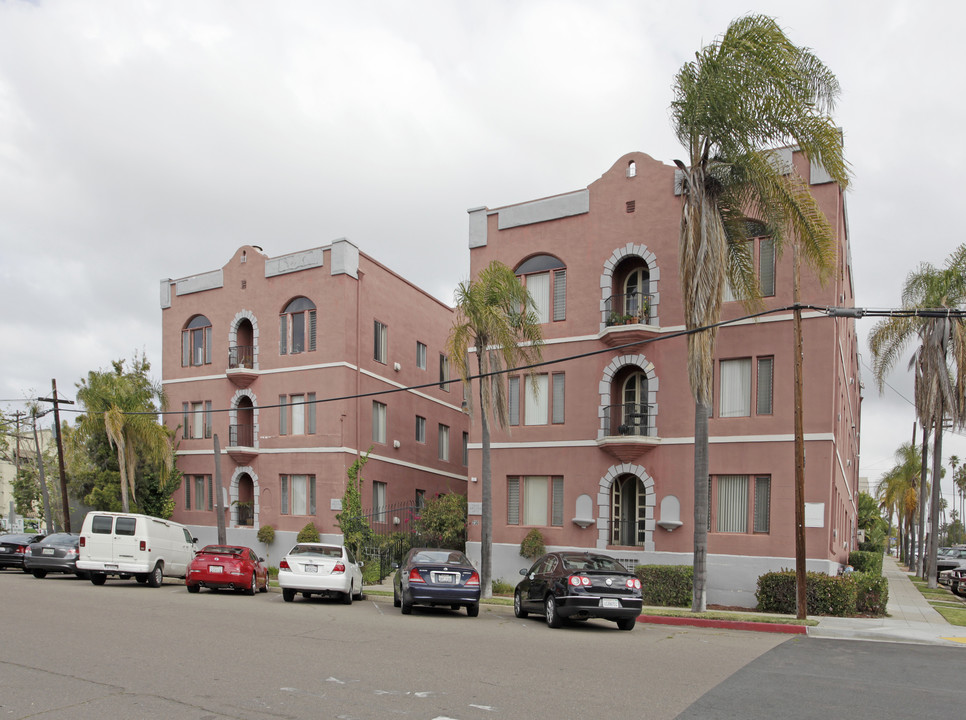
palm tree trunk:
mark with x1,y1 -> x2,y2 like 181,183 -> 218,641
478,364 -> 493,600
917,427 -> 929,577
692,401 -> 709,612
927,408 -> 944,589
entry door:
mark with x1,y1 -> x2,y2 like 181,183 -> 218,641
612,476 -> 644,546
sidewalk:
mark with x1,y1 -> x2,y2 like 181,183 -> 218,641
807,555 -> 966,646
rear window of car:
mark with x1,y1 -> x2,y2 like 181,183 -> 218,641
412,551 -> 468,565
561,554 -> 628,572
91,516 -> 114,534
44,534 -> 78,547
290,545 -> 342,558
115,517 -> 137,536
200,546 -> 243,556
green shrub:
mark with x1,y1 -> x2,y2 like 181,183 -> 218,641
297,522 -> 320,543
854,571 -> 889,616
849,550 -> 882,577
492,579 -> 515,595
363,560 -> 386,585
756,570 -> 858,616
635,565 -> 693,607
268,566 -> 279,578
415,493 -> 468,550
520,529 -> 546,560
256,524 -> 276,545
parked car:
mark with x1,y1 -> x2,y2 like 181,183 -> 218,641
278,543 -> 364,603
392,548 -> 481,617
514,551 -> 643,631
186,545 -> 268,595
950,568 -> 966,598
77,512 -> 197,587
935,547 -> 966,579
0,533 -> 46,572
24,533 -> 85,578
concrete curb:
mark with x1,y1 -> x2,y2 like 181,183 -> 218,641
637,614 -> 807,634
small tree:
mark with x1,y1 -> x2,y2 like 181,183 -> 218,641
257,524 -> 276,564
415,493 -> 467,550
519,528 -> 546,560
336,450 -> 373,556
297,522 -> 320,543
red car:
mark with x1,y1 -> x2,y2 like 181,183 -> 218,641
186,545 -> 268,595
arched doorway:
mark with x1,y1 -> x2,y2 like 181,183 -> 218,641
235,472 -> 255,527
620,371 -> 649,436
612,474 -> 646,546
232,396 -> 254,447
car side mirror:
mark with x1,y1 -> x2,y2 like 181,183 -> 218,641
519,568 -> 527,576
391,562 -> 399,570
358,561 -> 365,568
192,538 -> 198,544
259,557 -> 265,563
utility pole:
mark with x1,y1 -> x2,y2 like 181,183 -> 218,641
37,379 -> 74,533
31,412 -> 55,533
213,433 -> 226,544
793,253 -> 808,620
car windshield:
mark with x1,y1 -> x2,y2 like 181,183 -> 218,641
290,545 -> 342,558
560,554 -> 628,572
199,546 -> 243,556
412,550 -> 469,565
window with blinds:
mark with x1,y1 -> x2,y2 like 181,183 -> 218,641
719,359 -> 752,417
759,238 -> 775,296
507,476 -> 564,527
716,475 -> 749,532
756,358 -> 774,415
508,376 -> 520,425
515,255 -> 566,324
754,476 -> 771,532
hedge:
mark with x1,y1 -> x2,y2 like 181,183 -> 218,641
635,565 -> 693,607
854,572 -> 889,616
756,570 -> 858,616
849,550 -> 883,577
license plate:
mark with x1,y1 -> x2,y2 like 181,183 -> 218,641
43,548 -> 55,555
209,565 -> 223,574
435,573 -> 457,584
305,565 -> 318,573
105,564 -> 118,570
601,598 -> 620,609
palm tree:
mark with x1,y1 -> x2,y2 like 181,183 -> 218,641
876,442 -> 923,565
869,244 -> 966,586
75,355 -> 174,513
670,14 -> 849,612
447,261 -> 543,599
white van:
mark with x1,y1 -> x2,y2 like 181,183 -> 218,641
77,512 -> 197,587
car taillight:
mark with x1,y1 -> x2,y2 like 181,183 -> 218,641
67,548 -> 78,557
408,568 -> 425,583
139,541 -> 146,551
279,560 -> 291,570
79,537 -> 86,547
568,575 -> 592,587
466,571 -> 480,586
23,547 -> 31,556
333,562 -> 346,574
15,546 -> 25,555
626,578 -> 642,590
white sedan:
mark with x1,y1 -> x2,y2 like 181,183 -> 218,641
278,543 -> 364,604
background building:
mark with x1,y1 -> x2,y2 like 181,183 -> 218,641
463,152 -> 861,607
161,242 -> 468,550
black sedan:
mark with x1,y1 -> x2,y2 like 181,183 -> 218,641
393,548 -> 481,616
24,533 -> 85,578
0,532 -> 46,572
514,551 -> 643,631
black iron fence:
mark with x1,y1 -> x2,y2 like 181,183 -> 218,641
612,518 -> 647,547
229,423 -> 254,447
602,403 -> 654,437
604,292 -> 652,325
229,345 -> 254,369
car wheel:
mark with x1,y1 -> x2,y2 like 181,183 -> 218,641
467,603 -> 480,618
147,562 -> 163,588
513,589 -> 528,618
90,573 -> 107,586
401,595 -> 413,615
282,588 -> 295,602
32,569 -> 48,579
616,617 -> 637,632
246,573 -> 257,596
259,577 -> 269,593
354,585 -> 364,600
954,585 -> 966,598
545,594 -> 562,628
186,583 -> 200,594
22,567 -> 30,574
342,583 -> 353,605
393,586 -> 401,608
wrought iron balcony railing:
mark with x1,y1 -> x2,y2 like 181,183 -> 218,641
602,403 -> 653,437
228,345 -> 254,369
604,292 -> 652,326
229,423 -> 254,447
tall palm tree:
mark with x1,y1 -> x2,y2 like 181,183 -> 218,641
447,261 -> 543,599
75,355 -> 174,513
869,244 -> 966,586
876,442 -> 922,566
671,14 -> 849,612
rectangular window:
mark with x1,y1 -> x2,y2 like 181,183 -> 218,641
416,341 -> 427,370
507,478 -> 519,525
415,489 -> 426,509
374,321 -> 388,364
462,431 -> 469,466
182,324 -> 212,366
759,238 -> 775,296
552,373 -> 565,424
194,476 -> 205,511
189,402 -> 205,439
754,476 -> 771,533
279,395 -> 288,435
281,474 -> 316,516
553,269 -> 567,321
291,394 -> 305,436
438,424 -> 449,461
372,401 -> 387,444
280,308 -> 316,355
373,481 -> 387,522
292,312 -> 305,354
757,357 -> 774,415
526,272 -> 551,323
439,354 -> 450,391
716,475 -> 749,533
415,415 -> 426,443
207,476 -> 214,511
508,376 -> 520,426
279,394 -> 315,436
184,478 -> 191,510
507,476 -> 564,527
719,358 -> 752,417
524,374 -> 549,425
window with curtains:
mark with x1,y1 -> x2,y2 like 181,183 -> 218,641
415,415 -> 426,443
278,393 -> 316,436
438,424 -> 449,461
279,297 -> 317,355
374,320 -> 388,363
507,476 -> 564,526
182,315 -> 212,366
182,401 -> 212,440
439,354 -> 450,391
373,481 -> 387,522
719,357 -> 773,417
714,474 -> 771,533
416,341 -> 427,370
372,401 -> 387,444
462,431 -> 469,466
723,235 -> 774,301
509,373 -> 565,426
280,474 -> 316,515
515,255 -> 566,323
184,474 -> 211,510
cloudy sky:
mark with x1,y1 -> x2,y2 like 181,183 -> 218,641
2,0 -> 964,503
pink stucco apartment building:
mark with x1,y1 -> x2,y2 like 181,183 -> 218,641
463,151 -> 861,607
160,241 -> 468,548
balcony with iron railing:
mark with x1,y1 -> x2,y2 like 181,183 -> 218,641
611,518 -> 648,548
597,403 -> 659,462
600,292 -> 657,347
226,345 -> 257,387
227,423 -> 257,463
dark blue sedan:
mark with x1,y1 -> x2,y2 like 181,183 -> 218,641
393,548 -> 481,617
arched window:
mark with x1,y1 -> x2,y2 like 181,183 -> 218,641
515,255 -> 566,324
280,297 -> 316,355
182,315 -> 212,367
627,160 -> 637,178
621,372 -> 649,436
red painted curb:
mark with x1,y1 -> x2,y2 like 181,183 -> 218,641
638,614 -> 807,634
